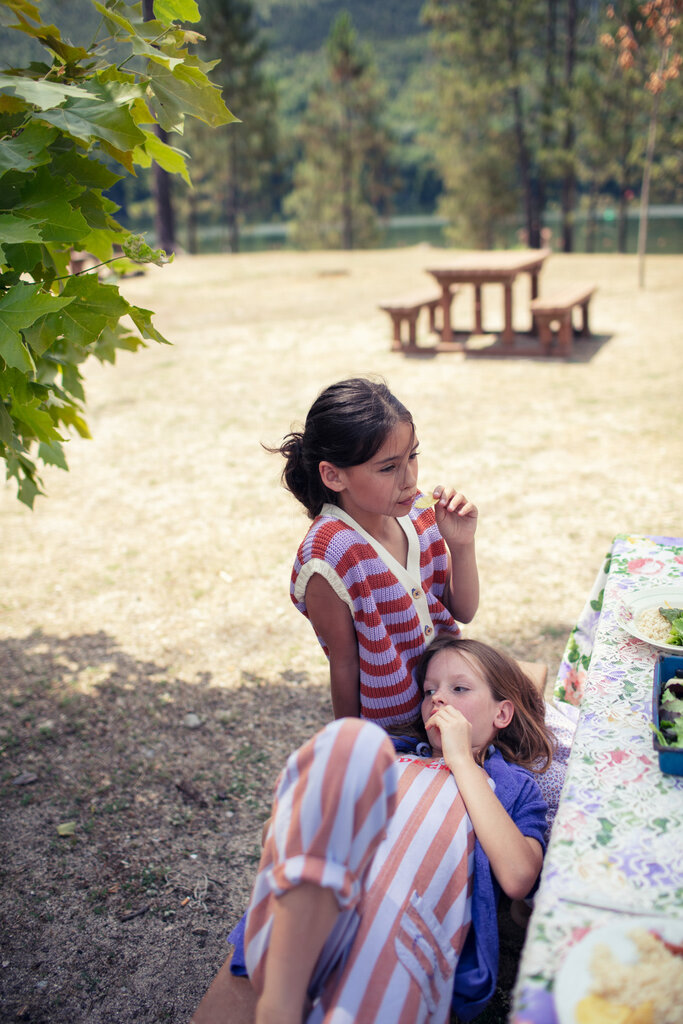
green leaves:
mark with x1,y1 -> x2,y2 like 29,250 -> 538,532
0,122 -> 58,175
147,57 -> 238,132
133,130 -> 192,185
121,233 -> 174,266
154,0 -> 201,23
58,276 -> 130,348
0,284 -> 74,372
39,86 -> 148,152
0,0 -> 235,506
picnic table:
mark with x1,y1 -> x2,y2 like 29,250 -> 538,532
511,533 -> 683,1023
426,248 -> 551,347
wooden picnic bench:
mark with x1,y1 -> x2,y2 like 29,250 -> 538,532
530,284 -> 596,356
379,288 -> 456,353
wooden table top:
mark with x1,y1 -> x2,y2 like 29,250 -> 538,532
426,248 -> 551,282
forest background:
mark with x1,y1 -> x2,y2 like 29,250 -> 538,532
3,0 -> 682,258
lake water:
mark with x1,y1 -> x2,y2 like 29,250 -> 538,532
197,206 -> 683,255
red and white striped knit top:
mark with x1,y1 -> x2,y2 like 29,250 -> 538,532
290,502 -> 460,727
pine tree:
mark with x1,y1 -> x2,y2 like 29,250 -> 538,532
422,0 -> 597,250
284,12 -> 396,250
601,0 -> 683,285
188,0 -> 279,252
575,28 -> 647,252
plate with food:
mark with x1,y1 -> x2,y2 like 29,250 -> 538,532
616,584 -> 683,653
554,919 -> 683,1024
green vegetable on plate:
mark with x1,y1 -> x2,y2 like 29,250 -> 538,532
659,606 -> 683,647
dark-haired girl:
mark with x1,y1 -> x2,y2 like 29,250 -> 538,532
268,376 -> 480,728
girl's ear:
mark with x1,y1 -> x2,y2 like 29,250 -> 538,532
318,460 -> 346,493
493,699 -> 515,730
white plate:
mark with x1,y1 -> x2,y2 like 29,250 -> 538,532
555,919 -> 683,1024
615,583 -> 683,653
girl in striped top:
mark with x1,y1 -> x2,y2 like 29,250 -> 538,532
268,376 -> 480,729
238,638 -> 551,1024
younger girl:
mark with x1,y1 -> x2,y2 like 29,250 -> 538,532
195,638 -> 553,1024
269,376 -> 480,728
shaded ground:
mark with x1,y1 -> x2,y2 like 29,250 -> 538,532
1,248 -> 681,1022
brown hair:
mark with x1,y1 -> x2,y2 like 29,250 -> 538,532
264,377 -> 414,519
415,635 -> 556,772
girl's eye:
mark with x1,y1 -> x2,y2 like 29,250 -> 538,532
380,463 -> 396,473
409,450 -> 420,460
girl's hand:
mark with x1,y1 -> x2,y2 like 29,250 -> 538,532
432,487 -> 478,547
425,705 -> 475,768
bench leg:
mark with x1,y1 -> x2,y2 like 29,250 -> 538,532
473,284 -> 483,334
405,311 -> 420,351
578,300 -> 591,337
536,315 -> 554,355
440,288 -> 453,344
557,313 -> 573,356
388,314 -> 403,352
440,288 -> 455,336
502,283 -> 514,345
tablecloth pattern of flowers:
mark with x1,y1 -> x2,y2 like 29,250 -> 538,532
511,533 -> 683,1024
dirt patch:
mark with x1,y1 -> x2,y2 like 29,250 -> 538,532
1,247 -> 681,1022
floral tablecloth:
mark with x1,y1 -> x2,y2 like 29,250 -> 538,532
511,533 -> 683,1024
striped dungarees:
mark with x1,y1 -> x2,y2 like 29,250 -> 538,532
244,718 -> 474,1024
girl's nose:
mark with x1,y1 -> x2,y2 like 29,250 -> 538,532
401,463 -> 417,493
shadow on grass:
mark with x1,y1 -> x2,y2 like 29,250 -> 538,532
0,630 -> 541,1023
0,629 -> 329,1024
399,331 -> 613,362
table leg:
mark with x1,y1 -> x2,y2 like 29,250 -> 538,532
530,270 -> 540,301
440,285 -> 452,345
473,285 -> 483,334
502,283 -> 514,344
530,269 -> 540,334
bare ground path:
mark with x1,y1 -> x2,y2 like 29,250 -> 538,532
1,248 -> 681,1022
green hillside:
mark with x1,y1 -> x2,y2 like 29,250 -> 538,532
252,1 -> 440,211
253,0 -> 427,52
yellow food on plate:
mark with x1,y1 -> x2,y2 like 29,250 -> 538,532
576,995 -> 654,1024
581,929 -> 683,1024
414,493 -> 438,509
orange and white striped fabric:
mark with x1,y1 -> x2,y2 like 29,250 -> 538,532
244,718 -> 474,1024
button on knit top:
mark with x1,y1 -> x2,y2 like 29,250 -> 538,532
290,501 -> 460,726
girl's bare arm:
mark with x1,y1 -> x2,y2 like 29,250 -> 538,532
305,574 -> 360,718
442,542 -> 479,623
429,707 -> 543,899
432,488 -> 479,622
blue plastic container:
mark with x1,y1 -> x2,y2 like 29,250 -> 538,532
652,654 -> 683,776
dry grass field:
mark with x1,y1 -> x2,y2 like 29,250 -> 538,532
1,246 -> 681,1023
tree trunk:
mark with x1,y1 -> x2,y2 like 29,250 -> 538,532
340,90 -> 354,250
617,190 -> 628,253
187,188 -> 198,255
585,181 -> 598,253
143,0 -> 176,254
511,82 -> 541,247
226,134 -> 240,253
152,133 -> 176,254
560,0 -> 577,253
540,0 -> 557,247
637,88 -> 661,288
507,11 -> 541,247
